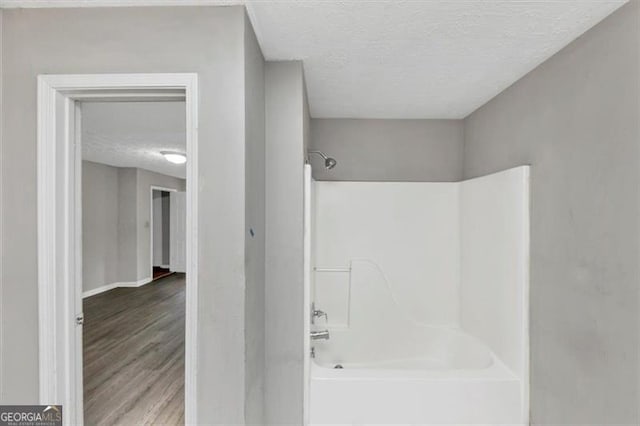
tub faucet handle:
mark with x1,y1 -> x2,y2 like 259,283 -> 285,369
313,309 -> 328,322
311,302 -> 328,324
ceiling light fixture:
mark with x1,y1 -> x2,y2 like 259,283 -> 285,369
161,151 -> 187,164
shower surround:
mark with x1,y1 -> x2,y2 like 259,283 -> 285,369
306,166 -> 530,425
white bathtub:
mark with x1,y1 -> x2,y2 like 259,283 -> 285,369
307,168 -> 530,425
309,326 -> 526,425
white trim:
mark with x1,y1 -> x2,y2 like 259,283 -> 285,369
72,101 -> 84,424
37,73 -> 199,426
302,164 -> 312,426
159,264 -> 170,269
119,277 -> 154,288
37,74 -> 58,407
70,90 -> 185,102
150,185 -> 178,278
82,283 -> 118,299
184,72 -> 199,426
82,277 -> 154,298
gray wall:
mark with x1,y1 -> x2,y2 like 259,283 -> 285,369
0,7 -> 252,423
0,9 -> 7,401
310,119 -> 464,181
117,168 -> 138,282
463,2 -> 639,424
265,61 -> 308,425
82,161 -> 120,293
243,11 -> 266,425
83,162 -> 184,293
0,10 -> 4,401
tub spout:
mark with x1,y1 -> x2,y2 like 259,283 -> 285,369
310,330 -> 330,341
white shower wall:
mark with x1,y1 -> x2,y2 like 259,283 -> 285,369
314,182 -> 461,326
461,167 -> 530,379
313,166 -> 529,375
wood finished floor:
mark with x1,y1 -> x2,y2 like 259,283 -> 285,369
83,273 -> 185,426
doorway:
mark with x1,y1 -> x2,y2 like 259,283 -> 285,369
151,187 -> 178,281
36,74 -> 199,425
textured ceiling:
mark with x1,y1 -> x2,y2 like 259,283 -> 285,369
3,0 -> 627,119
247,0 -> 627,118
82,102 -> 186,179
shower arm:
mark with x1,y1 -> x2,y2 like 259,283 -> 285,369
306,150 -> 337,170
307,150 -> 328,163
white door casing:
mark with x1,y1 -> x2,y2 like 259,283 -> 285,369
303,164 -> 312,425
37,73 -> 199,425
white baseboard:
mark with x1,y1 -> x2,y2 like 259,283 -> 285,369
82,283 -> 119,298
82,276 -> 153,298
118,277 -> 153,288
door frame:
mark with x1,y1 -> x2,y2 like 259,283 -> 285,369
37,73 -> 199,425
150,186 -> 178,276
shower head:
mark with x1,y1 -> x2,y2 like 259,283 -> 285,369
308,150 -> 338,170
325,157 -> 337,170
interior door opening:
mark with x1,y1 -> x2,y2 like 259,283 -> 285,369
81,100 -> 188,424
151,187 -> 177,281
37,74 -> 199,426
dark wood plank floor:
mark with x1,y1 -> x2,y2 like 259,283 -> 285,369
83,273 -> 185,426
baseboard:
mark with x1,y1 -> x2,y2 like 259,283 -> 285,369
118,277 -> 153,288
82,277 -> 153,298
82,283 -> 119,298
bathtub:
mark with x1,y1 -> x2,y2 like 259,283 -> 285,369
307,168 -> 530,425
309,326 -> 526,425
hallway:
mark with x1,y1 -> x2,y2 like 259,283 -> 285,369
83,274 -> 185,425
